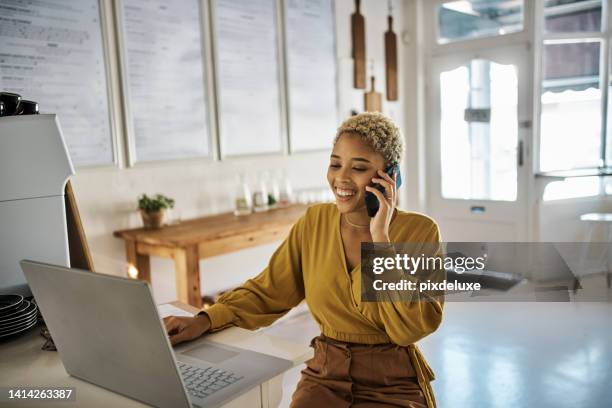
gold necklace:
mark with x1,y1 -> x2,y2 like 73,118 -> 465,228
344,214 -> 370,228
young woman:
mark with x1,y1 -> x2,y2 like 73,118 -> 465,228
164,113 -> 443,407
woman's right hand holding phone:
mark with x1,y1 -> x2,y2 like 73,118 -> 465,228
163,313 -> 211,346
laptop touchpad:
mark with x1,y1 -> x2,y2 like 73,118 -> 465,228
183,343 -> 239,364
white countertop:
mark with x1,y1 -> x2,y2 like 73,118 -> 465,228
0,302 -> 312,407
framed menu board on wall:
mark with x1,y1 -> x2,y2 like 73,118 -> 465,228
117,0 -> 213,164
212,0 -> 284,157
0,0 -> 117,167
284,0 -> 338,152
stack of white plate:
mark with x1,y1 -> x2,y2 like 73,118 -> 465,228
0,295 -> 39,339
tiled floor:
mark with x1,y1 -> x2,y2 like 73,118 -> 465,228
262,284 -> 612,408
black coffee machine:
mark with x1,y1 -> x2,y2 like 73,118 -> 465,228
0,92 -> 39,117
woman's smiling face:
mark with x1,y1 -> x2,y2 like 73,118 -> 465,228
327,132 -> 386,214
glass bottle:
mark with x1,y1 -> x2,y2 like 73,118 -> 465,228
278,171 -> 294,208
234,173 -> 252,216
252,172 -> 269,212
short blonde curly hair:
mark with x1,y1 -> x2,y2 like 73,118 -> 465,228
334,112 -> 403,165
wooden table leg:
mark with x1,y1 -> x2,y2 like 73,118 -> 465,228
173,245 -> 202,308
125,240 -> 151,283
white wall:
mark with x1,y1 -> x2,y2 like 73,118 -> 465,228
400,0 -> 427,212
72,0 -> 417,304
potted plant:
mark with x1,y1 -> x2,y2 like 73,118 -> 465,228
138,194 -> 175,229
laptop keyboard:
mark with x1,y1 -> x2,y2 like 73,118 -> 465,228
177,361 -> 243,400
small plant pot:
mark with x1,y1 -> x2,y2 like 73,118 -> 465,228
140,209 -> 166,229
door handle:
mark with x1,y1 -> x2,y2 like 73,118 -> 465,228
517,140 -> 524,167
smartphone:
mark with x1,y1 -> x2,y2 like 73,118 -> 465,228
365,165 -> 402,217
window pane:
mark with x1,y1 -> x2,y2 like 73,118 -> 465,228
544,0 -> 602,33
543,177 -> 599,200
540,41 -> 601,171
440,59 -> 518,201
608,48 -> 612,168
438,0 -> 524,43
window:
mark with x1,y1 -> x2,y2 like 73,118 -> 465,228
539,0 -> 608,173
543,177 -> 600,200
440,59 -> 519,201
430,1 -> 612,201
540,40 -> 602,171
544,0 -> 602,33
438,0 -> 524,43
607,51 -> 612,167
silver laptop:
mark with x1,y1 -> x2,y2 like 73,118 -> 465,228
21,260 -> 292,408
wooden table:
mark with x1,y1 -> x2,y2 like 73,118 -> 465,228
113,205 -> 308,307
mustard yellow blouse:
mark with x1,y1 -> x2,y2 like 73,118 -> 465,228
201,203 -> 443,408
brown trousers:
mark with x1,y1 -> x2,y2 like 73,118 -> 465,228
290,335 -> 428,408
